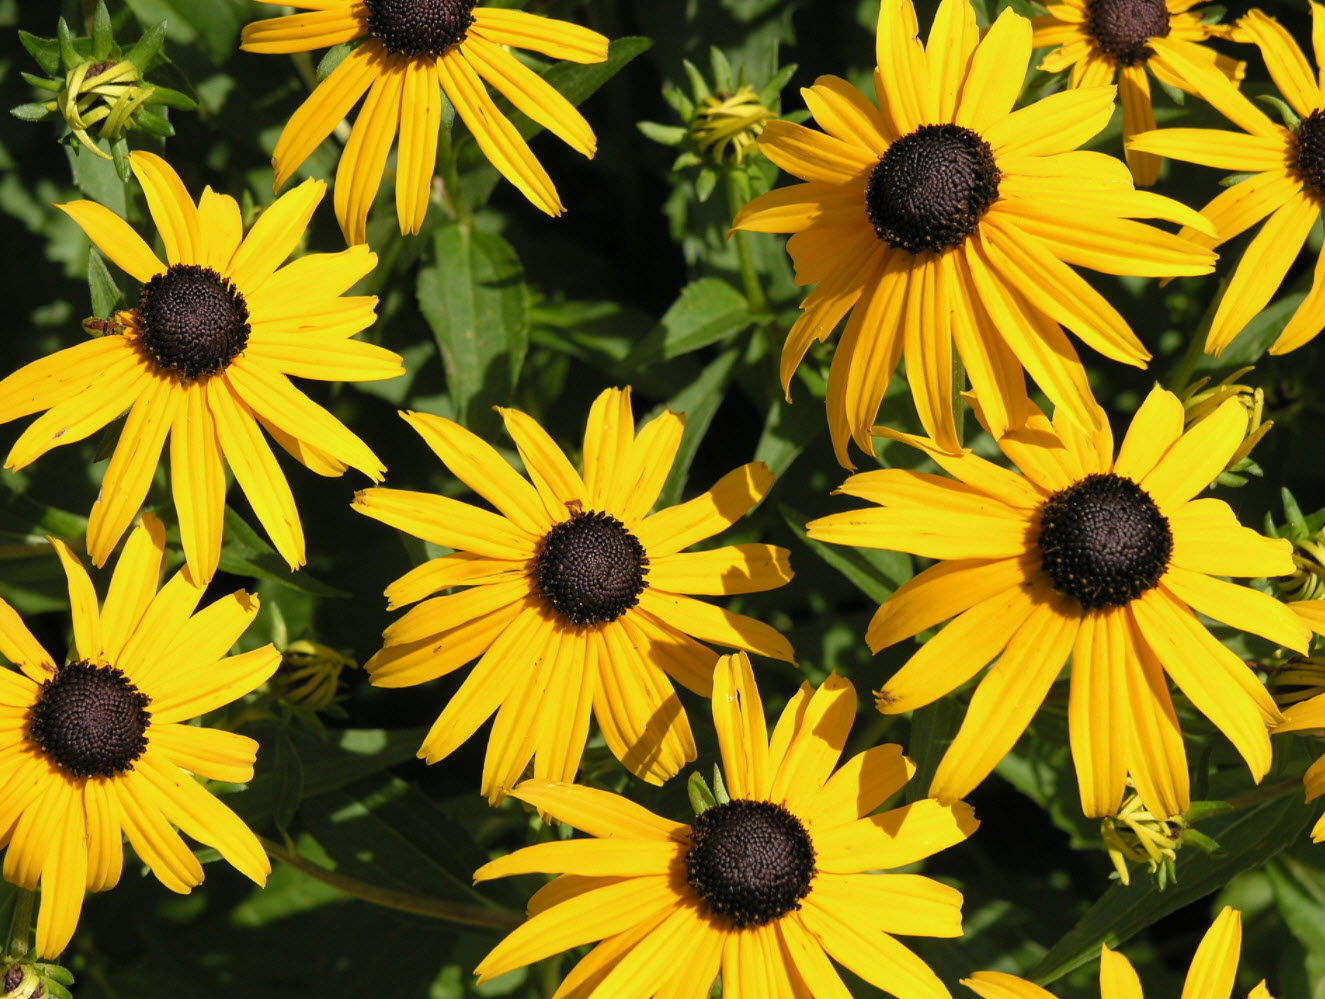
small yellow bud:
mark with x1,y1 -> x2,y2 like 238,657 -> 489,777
688,85 -> 773,166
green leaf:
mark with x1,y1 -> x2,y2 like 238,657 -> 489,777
124,21 -> 166,71
87,248 -> 121,318
217,506 -> 348,596
145,85 -> 198,111
687,771 -> 718,815
133,109 -> 175,137
234,726 -> 428,827
624,277 -> 752,367
653,348 -> 740,509
66,143 -> 128,215
20,72 -> 63,93
268,728 -> 306,836
91,1 -> 114,60
56,18 -> 81,73
19,31 -> 63,76
317,41 -> 355,81
10,103 -> 53,123
637,120 -> 688,146
417,224 -> 528,431
1029,787 -> 1313,984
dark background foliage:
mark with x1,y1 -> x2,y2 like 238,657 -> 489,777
3,0 -> 1325,995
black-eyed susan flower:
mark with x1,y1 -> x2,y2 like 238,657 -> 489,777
0,514 -> 279,957
806,386 -> 1308,818
1029,0 -> 1244,185
731,0 -> 1215,467
1130,6 -> 1325,355
241,0 -> 609,244
0,152 -> 402,583
353,388 -> 794,802
963,906 -> 1272,999
473,651 -> 978,998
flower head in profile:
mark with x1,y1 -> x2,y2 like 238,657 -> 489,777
807,386 -> 1308,818
963,906 -> 1273,999
1130,5 -> 1325,355
1273,601 -> 1325,842
731,0 -> 1215,467
474,652 -> 978,999
0,515 -> 280,957
241,0 -> 610,244
1030,0 -> 1244,184
0,152 -> 402,583
352,388 -> 794,802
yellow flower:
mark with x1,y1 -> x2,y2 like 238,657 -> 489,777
1030,0 -> 1244,185
474,652 -> 978,998
964,906 -> 1273,999
807,386 -> 1307,818
1130,5 -> 1325,355
241,0 -> 609,244
353,387 -> 795,801
1275,603 -> 1325,841
0,152 -> 402,583
0,515 -> 279,957
731,0 -> 1214,467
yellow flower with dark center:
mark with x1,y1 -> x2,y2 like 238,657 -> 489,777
0,152 -> 402,584
1130,5 -> 1325,355
0,514 -> 279,957
352,388 -> 795,801
806,386 -> 1308,818
731,0 -> 1215,467
964,906 -> 1272,999
473,652 -> 978,997
1030,0 -> 1244,185
241,0 -> 609,244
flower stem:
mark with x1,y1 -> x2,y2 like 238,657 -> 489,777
258,835 -> 522,934
725,169 -> 768,315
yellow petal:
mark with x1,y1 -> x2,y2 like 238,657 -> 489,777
711,651 -> 771,800
271,42 -> 381,190
394,55 -> 442,235
470,7 -> 609,63
929,593 -> 1080,804
56,200 -> 164,282
334,65 -> 405,246
1180,906 -> 1241,999
436,48 -> 562,216
1069,607 -> 1130,818
635,462 -> 772,557
353,487 -> 536,559
207,376 -> 305,570
100,513 -> 166,663
128,151 -> 199,265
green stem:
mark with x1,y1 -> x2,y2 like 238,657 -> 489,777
1165,277 -> 1225,396
1220,776 -> 1304,813
258,835 -> 522,934
437,122 -> 470,226
7,888 -> 34,958
725,169 -> 767,315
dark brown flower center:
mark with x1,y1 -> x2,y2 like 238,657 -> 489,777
137,263 -> 250,380
534,510 -> 648,626
686,800 -> 816,928
364,0 -> 478,57
1293,110 -> 1325,201
29,661 -> 151,778
865,123 -> 1001,255
1037,473 -> 1173,609
1086,0 -> 1171,66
